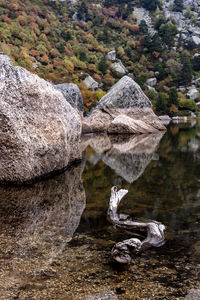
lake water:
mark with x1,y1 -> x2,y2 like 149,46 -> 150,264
0,121 -> 200,299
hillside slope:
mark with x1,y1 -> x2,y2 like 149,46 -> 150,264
0,0 -> 200,114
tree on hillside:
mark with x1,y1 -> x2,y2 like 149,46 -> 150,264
150,33 -> 163,53
141,0 -> 162,11
169,87 -> 179,107
139,20 -> 148,35
77,2 -> 88,21
174,0 -> 184,12
156,93 -> 167,113
98,56 -> 108,74
192,55 -> 200,72
79,51 -> 87,62
159,21 -> 178,47
181,51 -> 192,84
181,59 -> 192,85
154,17 -> 165,31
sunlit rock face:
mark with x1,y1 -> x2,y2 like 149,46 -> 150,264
0,54 -> 81,184
82,133 -> 164,183
82,76 -> 165,134
0,164 -> 85,286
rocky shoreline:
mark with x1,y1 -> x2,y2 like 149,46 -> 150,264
0,54 -> 165,185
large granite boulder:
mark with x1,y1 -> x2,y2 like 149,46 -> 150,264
82,76 -> 165,134
0,54 -> 81,184
55,83 -> 83,112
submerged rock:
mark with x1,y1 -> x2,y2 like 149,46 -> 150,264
55,83 -> 83,112
0,54 -> 81,184
85,291 -> 118,300
82,76 -> 165,134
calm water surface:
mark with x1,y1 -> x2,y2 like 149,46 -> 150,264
0,121 -> 200,299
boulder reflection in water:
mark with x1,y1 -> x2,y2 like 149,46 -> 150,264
0,163 -> 85,288
81,132 -> 164,183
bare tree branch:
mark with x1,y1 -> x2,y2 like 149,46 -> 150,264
108,186 -> 166,264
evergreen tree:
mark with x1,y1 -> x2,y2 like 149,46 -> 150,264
141,0 -> 162,11
98,56 -> 108,74
181,51 -> 192,84
142,35 -> 152,52
150,33 -> 163,53
174,0 -> 184,12
192,55 -> 200,72
79,51 -> 87,62
77,2 -> 88,21
159,22 -> 178,47
139,20 -> 148,35
156,93 -> 167,113
154,17 -> 165,31
63,31 -> 72,42
182,59 -> 192,85
169,88 -> 179,107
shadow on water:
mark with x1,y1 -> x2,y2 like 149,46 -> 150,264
0,122 -> 200,298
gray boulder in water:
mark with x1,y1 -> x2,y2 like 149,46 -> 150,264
0,54 -> 82,184
55,83 -> 83,112
82,76 -> 165,134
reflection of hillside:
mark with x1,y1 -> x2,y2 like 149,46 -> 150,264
0,164 -> 85,288
82,133 -> 164,183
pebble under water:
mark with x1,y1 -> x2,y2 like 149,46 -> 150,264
0,121 -> 200,299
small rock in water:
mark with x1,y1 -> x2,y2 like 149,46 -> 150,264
84,291 -> 118,300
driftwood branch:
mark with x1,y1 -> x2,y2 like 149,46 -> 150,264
107,186 -> 166,264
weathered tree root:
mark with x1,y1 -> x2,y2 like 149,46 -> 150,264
108,186 -> 166,264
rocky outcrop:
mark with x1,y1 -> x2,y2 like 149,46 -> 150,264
82,76 -> 165,134
134,7 -> 156,36
146,77 -> 157,87
0,54 -> 81,184
112,60 -> 127,74
106,50 -> 117,61
55,83 -> 83,112
83,75 -> 99,90
191,36 -> 200,46
159,115 -> 171,125
186,88 -> 199,100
